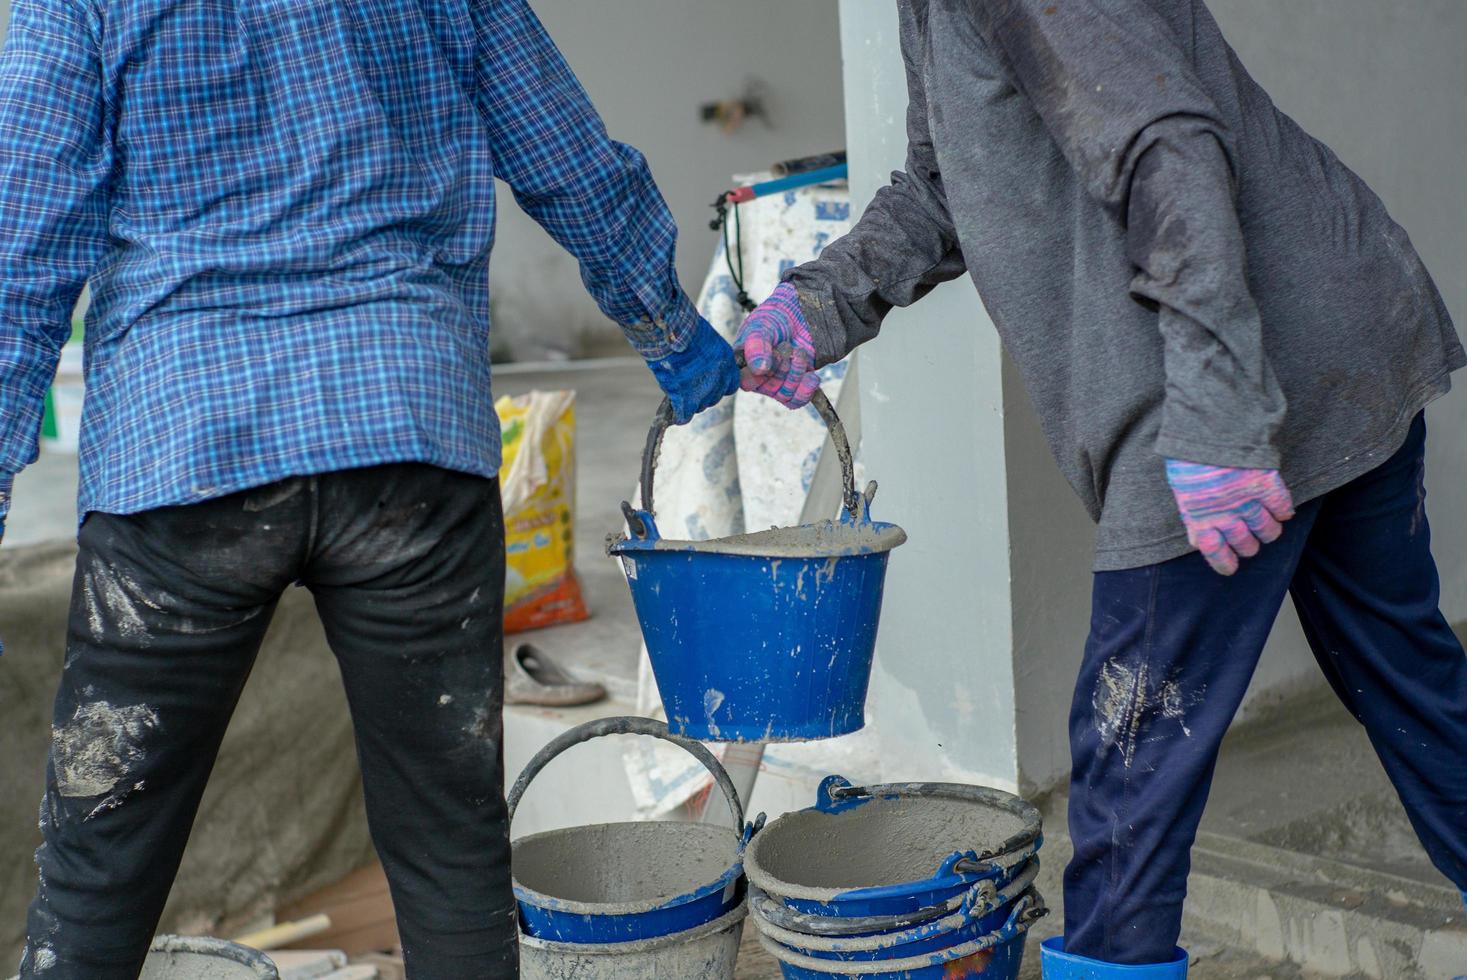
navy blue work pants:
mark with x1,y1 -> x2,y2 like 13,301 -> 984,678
1063,414 -> 1467,963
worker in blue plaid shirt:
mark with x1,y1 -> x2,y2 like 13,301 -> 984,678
0,1 -> 738,975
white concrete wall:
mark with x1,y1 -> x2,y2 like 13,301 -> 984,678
839,2 -> 1023,792
839,1 -> 1467,793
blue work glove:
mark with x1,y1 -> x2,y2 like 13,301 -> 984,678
646,317 -> 740,425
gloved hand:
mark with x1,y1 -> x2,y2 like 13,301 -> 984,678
736,282 -> 821,409
646,317 -> 740,425
1165,460 -> 1295,576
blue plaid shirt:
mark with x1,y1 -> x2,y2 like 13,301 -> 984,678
0,0 -> 697,531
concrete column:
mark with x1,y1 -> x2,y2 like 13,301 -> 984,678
838,1 -> 1023,792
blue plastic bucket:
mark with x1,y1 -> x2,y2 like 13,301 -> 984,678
756,859 -> 1040,963
746,778 -> 1043,921
608,392 -> 905,743
506,718 -> 759,943
759,890 -> 1044,980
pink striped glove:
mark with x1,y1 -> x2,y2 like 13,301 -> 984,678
736,283 -> 821,409
1165,461 -> 1296,576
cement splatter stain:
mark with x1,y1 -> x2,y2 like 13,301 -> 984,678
1092,659 -> 1203,767
52,701 -> 160,800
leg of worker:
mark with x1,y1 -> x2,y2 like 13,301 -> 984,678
20,485 -> 304,978
1060,500 -> 1321,965
1288,414 -> 1467,892
306,465 -> 516,978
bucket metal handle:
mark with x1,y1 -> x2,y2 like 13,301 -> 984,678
630,359 -> 863,534
506,715 -> 751,844
818,775 -> 1044,865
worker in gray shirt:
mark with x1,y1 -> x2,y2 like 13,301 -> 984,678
739,0 -> 1467,973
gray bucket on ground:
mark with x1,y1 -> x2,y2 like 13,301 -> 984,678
519,901 -> 747,980
9,936 -> 279,980
140,937 -> 280,980
508,716 -> 758,955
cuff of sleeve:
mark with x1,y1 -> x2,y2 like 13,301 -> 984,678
0,471 -> 13,523
1153,432 -> 1281,471
782,271 -> 848,369
623,290 -> 701,361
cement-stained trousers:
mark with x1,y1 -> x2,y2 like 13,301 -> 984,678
21,464 -> 517,979
1064,413 -> 1467,963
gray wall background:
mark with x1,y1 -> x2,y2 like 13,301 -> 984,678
489,0 -> 845,359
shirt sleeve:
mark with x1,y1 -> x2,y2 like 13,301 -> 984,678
467,0 -> 698,360
0,0 -> 110,479
976,0 -> 1285,468
785,2 -> 968,368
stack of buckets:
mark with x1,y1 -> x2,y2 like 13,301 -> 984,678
745,777 -> 1047,979
508,718 -> 759,980
519,391 -> 1047,978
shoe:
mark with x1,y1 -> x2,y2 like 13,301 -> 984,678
504,643 -> 607,707
1041,938 -> 1188,978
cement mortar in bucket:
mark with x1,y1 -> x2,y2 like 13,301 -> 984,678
507,716 -> 763,946
608,388 -> 905,743
140,936 -> 280,980
746,777 -> 1043,921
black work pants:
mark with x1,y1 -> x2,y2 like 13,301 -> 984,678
20,464 -> 517,979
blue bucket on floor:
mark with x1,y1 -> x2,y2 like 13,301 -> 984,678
608,391 -> 905,743
759,890 -> 1044,979
506,717 -> 761,943
747,778 -> 1043,921
756,859 -> 1041,963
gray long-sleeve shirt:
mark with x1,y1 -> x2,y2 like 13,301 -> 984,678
789,0 -> 1463,570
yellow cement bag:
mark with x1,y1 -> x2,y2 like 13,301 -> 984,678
497,390 -> 589,633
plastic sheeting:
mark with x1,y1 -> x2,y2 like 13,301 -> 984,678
623,175 -> 856,818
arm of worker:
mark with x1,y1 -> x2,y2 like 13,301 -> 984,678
975,0 -> 1285,469
468,0 -> 736,423
739,1 -> 967,407
0,0 -> 112,574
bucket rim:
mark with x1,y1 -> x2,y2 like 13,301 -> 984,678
517,899 -> 748,954
756,889 -> 1044,975
749,857 -> 1040,954
512,821 -> 744,917
745,779 -> 1042,905
145,936 -> 281,978
608,518 -> 907,559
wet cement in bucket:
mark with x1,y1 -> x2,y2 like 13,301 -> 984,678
627,519 -> 906,559
138,936 -> 279,980
752,797 -> 1028,891
514,822 -> 739,908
